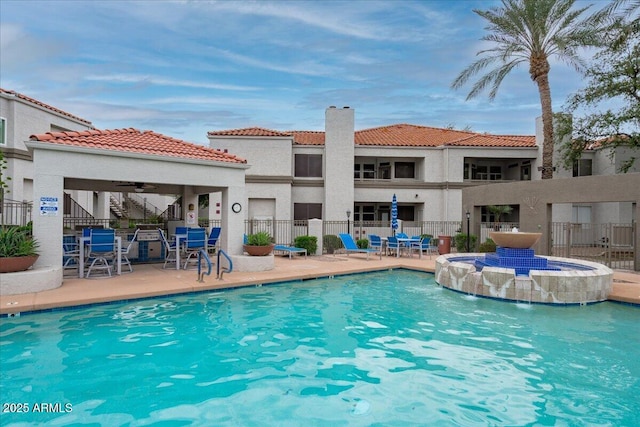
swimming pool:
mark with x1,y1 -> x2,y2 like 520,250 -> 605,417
1,270 -> 638,426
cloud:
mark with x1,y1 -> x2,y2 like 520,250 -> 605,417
84,74 -> 259,92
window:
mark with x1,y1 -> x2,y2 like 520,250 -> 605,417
378,162 -> 391,180
294,203 -> 322,220
463,163 -> 470,180
295,154 -> 322,177
573,159 -> 592,177
354,205 -> 375,221
398,205 -> 415,221
0,117 -> 6,145
474,165 -> 501,180
520,165 -> 531,181
354,163 -> 375,179
572,205 -> 591,223
394,162 -> 415,179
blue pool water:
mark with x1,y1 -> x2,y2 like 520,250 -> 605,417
1,270 -> 639,426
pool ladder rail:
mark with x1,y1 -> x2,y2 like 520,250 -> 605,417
196,249 -> 233,282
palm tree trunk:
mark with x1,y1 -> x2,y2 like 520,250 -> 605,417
536,72 -> 555,179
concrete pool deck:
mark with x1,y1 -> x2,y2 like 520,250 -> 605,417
1,254 -> 639,316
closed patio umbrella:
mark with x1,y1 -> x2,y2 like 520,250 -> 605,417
391,193 -> 398,235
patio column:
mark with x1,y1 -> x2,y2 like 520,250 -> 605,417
222,185 -> 245,255
32,172 -> 64,271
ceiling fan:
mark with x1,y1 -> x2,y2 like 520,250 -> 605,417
115,182 -> 156,193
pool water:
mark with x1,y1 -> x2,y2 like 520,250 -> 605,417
1,270 -> 639,426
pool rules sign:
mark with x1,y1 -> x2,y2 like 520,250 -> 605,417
40,196 -> 59,216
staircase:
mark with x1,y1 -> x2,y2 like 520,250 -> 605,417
124,193 -> 157,220
109,194 -> 128,218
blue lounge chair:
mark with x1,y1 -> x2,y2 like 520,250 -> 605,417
274,244 -> 307,259
338,233 -> 380,260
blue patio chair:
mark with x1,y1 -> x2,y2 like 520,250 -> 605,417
338,233 -> 380,260
183,228 -> 207,269
387,236 -> 403,257
408,236 -> 425,258
118,229 -> 139,273
424,237 -> 439,258
368,235 -> 383,254
396,232 -> 409,239
159,229 -> 179,269
63,234 -> 81,275
207,227 -> 221,254
86,229 -> 116,279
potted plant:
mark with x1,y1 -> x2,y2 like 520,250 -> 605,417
243,231 -> 275,256
0,225 -> 40,273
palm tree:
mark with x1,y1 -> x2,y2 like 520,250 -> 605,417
451,0 -> 599,179
487,205 -> 513,230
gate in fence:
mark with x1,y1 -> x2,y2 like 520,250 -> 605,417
550,222 -> 636,270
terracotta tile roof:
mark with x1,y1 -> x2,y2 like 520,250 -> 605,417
207,127 -> 291,137
29,128 -> 247,163
355,124 -> 536,147
212,123 -> 535,148
1,88 -> 93,126
292,131 -> 325,145
444,133 -> 536,147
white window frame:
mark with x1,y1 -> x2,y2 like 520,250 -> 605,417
0,117 -> 6,145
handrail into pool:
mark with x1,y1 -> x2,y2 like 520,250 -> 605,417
217,250 -> 233,279
197,249 -> 212,283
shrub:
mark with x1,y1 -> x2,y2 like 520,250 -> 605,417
323,234 -> 342,254
453,233 -> 477,252
0,226 -> 39,257
246,231 -> 273,246
294,235 -> 317,255
356,238 -> 369,249
478,238 -> 497,253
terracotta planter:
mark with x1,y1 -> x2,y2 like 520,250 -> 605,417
0,255 -> 39,273
243,244 -> 275,256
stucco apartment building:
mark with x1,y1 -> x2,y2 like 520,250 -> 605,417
208,106 -> 637,227
2,90 -> 636,228
0,89 -> 94,209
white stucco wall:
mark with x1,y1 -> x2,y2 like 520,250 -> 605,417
209,136 -> 292,177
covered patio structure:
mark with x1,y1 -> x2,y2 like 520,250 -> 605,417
24,128 -> 249,291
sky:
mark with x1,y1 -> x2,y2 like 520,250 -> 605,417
0,0 -> 604,145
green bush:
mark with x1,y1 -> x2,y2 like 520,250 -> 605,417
0,226 -> 39,257
294,235 -> 317,255
478,238 -> 497,253
323,234 -> 342,254
246,231 -> 273,246
453,233 -> 477,252
356,238 -> 369,249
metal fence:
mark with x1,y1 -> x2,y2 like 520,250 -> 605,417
243,219 -> 309,245
0,200 -> 33,226
324,220 -> 464,242
7,205 -> 636,270
550,222 -> 635,270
